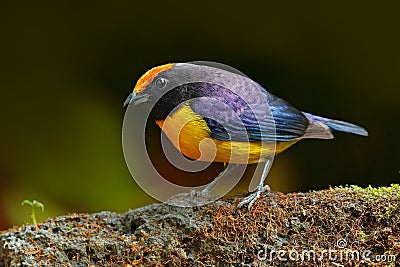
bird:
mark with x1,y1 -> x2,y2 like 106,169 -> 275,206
124,62 -> 368,209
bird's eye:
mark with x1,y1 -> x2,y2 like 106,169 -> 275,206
155,77 -> 168,88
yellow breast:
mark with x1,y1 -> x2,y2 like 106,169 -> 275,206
156,104 -> 297,164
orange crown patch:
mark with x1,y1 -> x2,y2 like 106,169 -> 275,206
133,63 -> 174,92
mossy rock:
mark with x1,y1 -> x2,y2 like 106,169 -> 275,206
1,185 -> 399,266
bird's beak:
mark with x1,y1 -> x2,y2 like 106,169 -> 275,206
123,91 -> 150,107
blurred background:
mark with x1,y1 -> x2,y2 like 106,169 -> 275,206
1,1 -> 399,230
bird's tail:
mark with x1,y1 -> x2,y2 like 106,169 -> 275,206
302,112 -> 369,136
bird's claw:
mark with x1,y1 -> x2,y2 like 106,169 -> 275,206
167,189 -> 214,207
237,184 -> 270,210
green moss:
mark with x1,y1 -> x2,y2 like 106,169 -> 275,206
340,184 -> 400,222
350,184 -> 400,199
357,230 -> 368,241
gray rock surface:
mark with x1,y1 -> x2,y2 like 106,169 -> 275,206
0,201 -> 225,266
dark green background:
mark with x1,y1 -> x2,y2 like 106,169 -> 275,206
1,1 -> 399,229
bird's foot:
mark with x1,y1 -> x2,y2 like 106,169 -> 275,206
167,189 -> 214,207
237,184 -> 271,210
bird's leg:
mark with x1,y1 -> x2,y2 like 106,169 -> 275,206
167,163 -> 239,207
237,159 -> 272,210
201,163 -> 239,195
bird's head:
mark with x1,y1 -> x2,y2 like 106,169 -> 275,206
123,62 -> 242,109
124,63 -> 175,107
